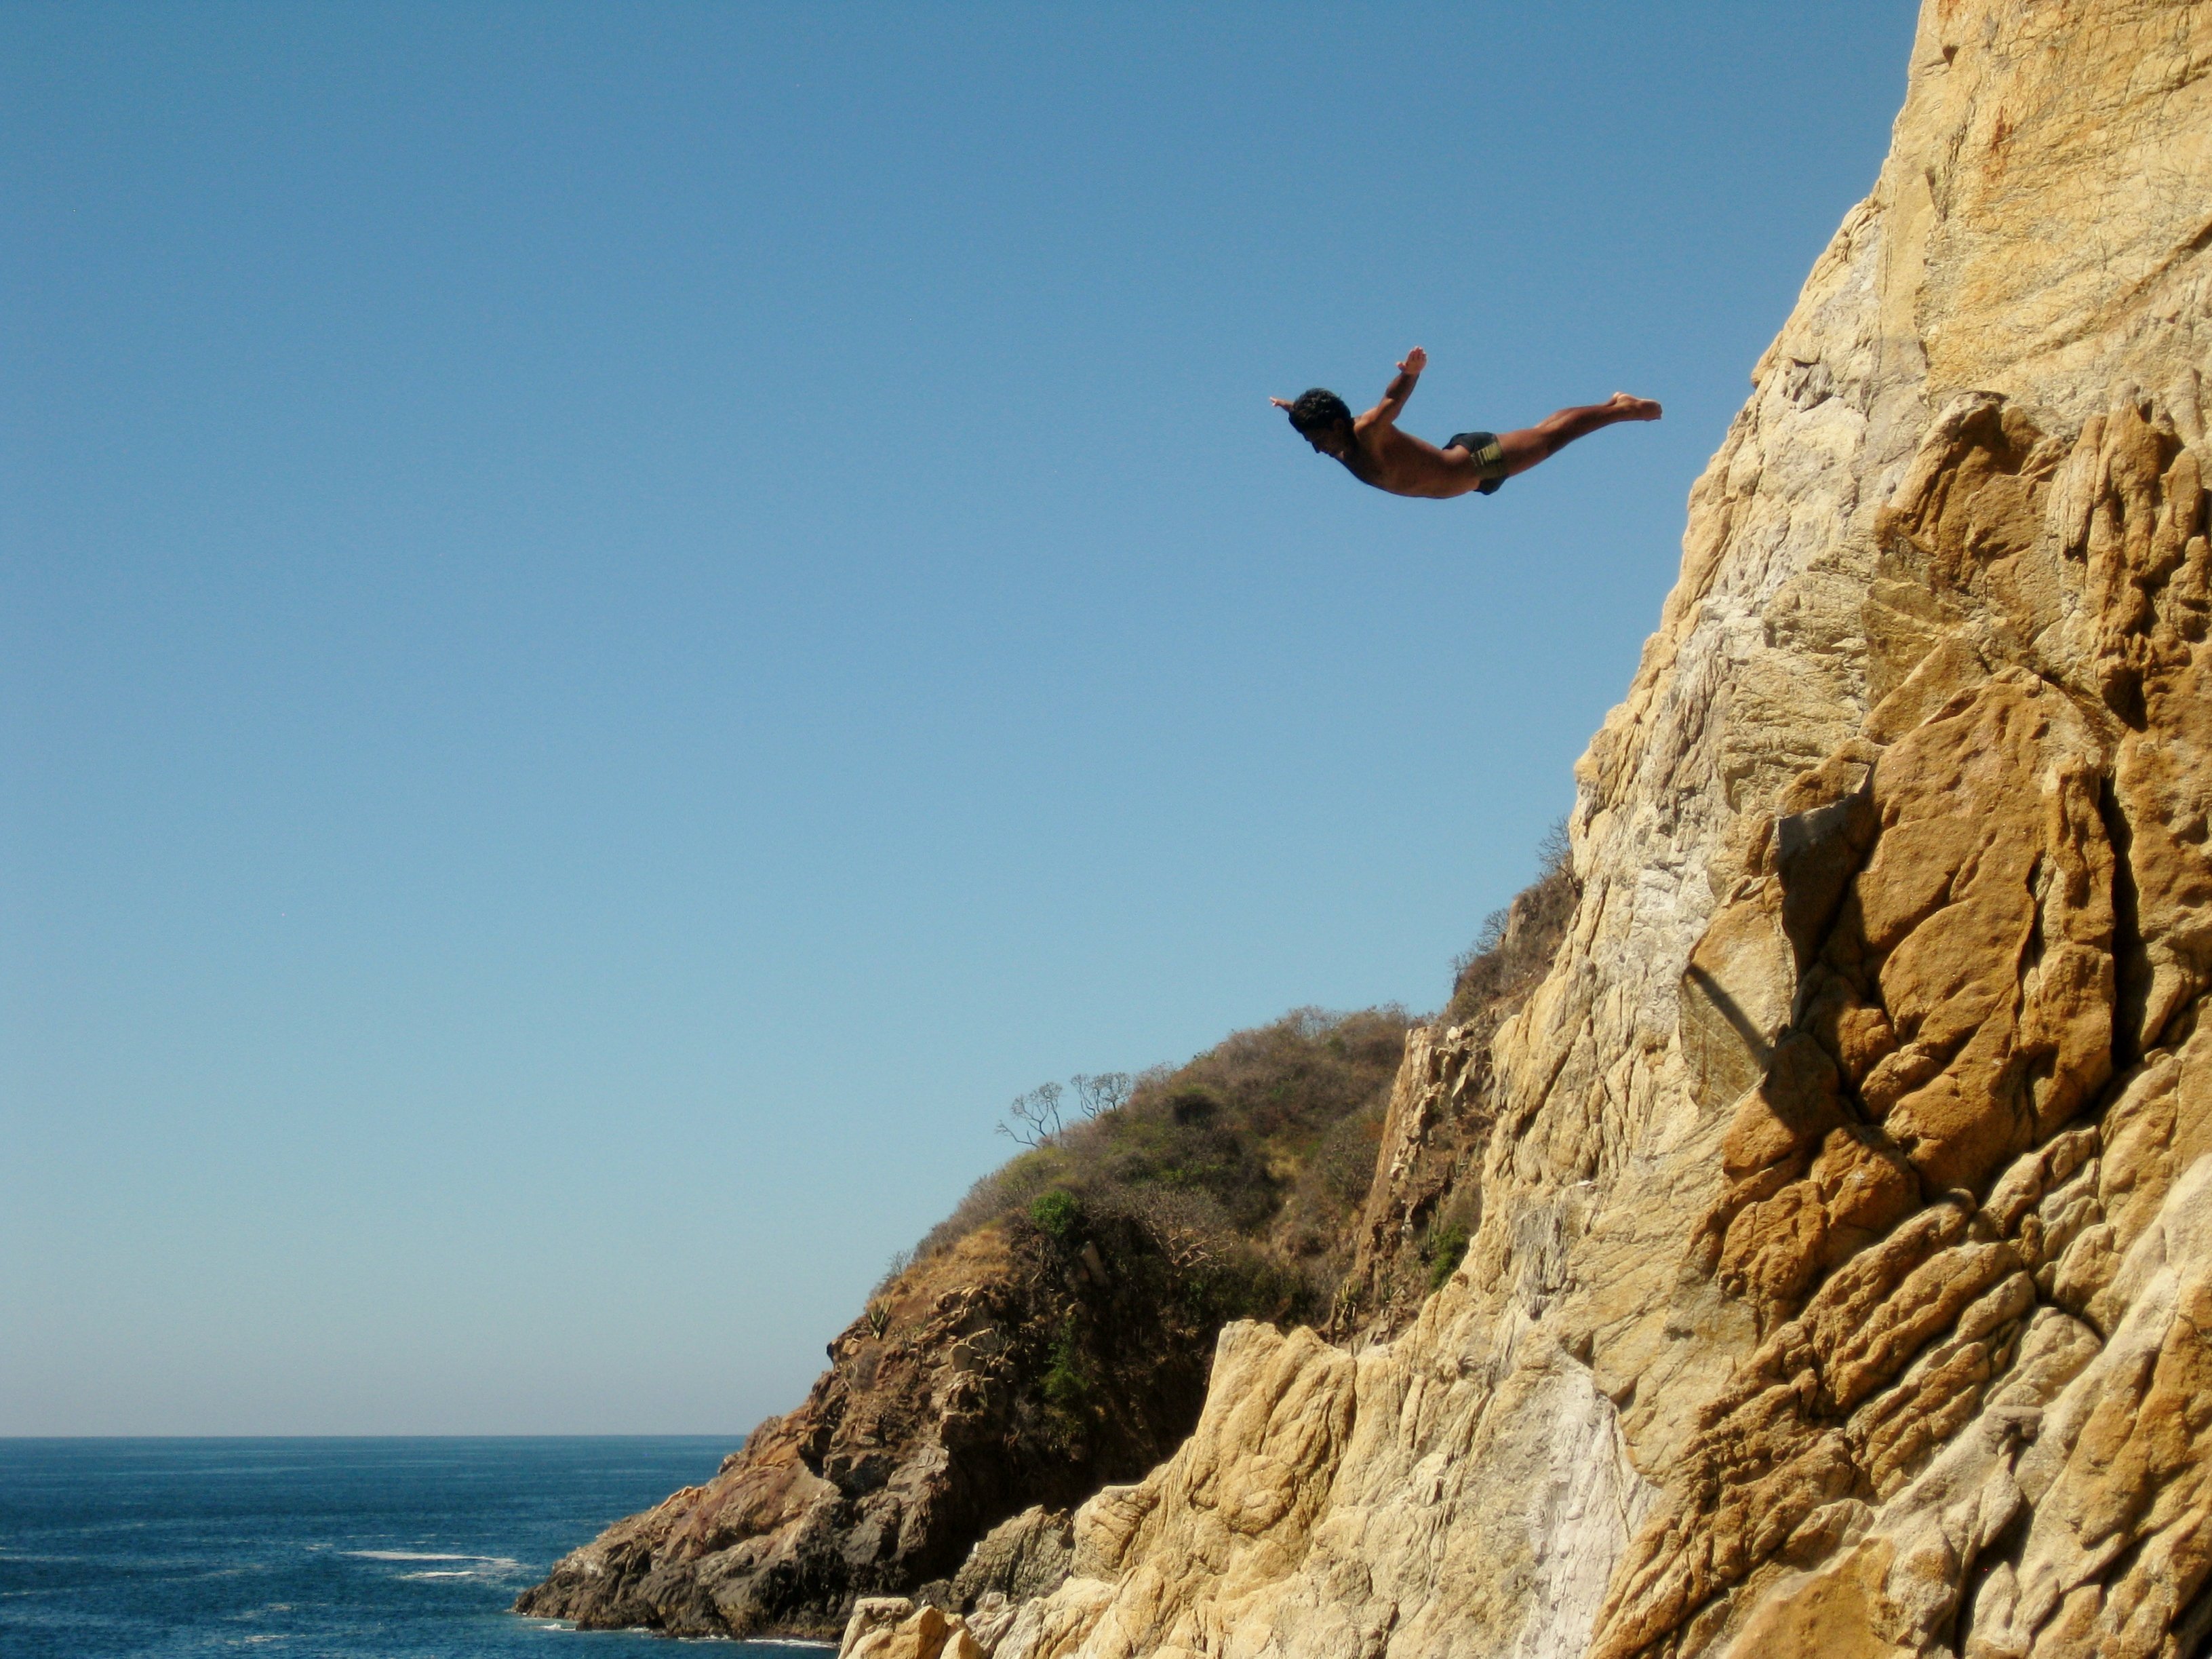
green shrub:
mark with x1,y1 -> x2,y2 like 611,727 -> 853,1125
1423,1221 -> 1470,1293
1029,1188 -> 1081,1238
1042,1314 -> 1088,1407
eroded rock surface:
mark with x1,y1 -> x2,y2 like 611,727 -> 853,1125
989,5 -> 2212,1658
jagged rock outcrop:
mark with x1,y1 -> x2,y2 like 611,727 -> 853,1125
846,1600 -> 992,1659
514,1222 -> 1211,1637
835,1510 -> 1078,1659
948,1506 -> 1078,1612
976,6 -> 2212,1659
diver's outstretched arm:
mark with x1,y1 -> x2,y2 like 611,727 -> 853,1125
1367,346 -> 1426,427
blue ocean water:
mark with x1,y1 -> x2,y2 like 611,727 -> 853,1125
0,1437 -> 823,1658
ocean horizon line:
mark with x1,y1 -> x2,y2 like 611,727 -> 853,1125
0,1430 -> 745,1441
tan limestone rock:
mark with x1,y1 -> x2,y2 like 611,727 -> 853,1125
842,1602 -> 988,1659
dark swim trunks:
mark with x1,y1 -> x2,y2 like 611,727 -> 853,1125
1445,431 -> 1511,495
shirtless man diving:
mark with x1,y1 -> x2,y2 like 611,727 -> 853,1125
1271,347 -> 1660,499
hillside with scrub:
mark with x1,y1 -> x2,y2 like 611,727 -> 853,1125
515,859 -> 1575,1639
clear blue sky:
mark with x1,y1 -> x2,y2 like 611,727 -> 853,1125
2,1 -> 1918,1434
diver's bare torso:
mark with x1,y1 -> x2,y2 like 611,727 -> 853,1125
1342,418 -> 1489,498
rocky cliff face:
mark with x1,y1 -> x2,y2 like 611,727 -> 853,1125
954,6 -> 2212,1659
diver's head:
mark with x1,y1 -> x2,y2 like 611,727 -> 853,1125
1282,388 -> 1355,457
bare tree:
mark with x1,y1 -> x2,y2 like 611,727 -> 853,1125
998,1072 -> 1134,1146
998,1081 -> 1066,1148
1071,1072 -> 1132,1120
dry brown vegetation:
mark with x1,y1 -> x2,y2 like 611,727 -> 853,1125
1442,819 -> 1575,1031
914,1006 -> 1415,1326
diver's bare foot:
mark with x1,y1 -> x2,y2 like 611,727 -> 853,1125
1610,392 -> 1663,421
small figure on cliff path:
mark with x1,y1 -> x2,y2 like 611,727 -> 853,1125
1271,347 -> 1660,499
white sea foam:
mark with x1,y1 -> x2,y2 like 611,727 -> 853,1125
342,1550 -> 518,1568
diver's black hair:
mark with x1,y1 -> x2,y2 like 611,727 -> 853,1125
1284,388 -> 1354,438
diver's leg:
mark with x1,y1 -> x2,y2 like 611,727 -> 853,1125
1495,393 -> 1661,477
